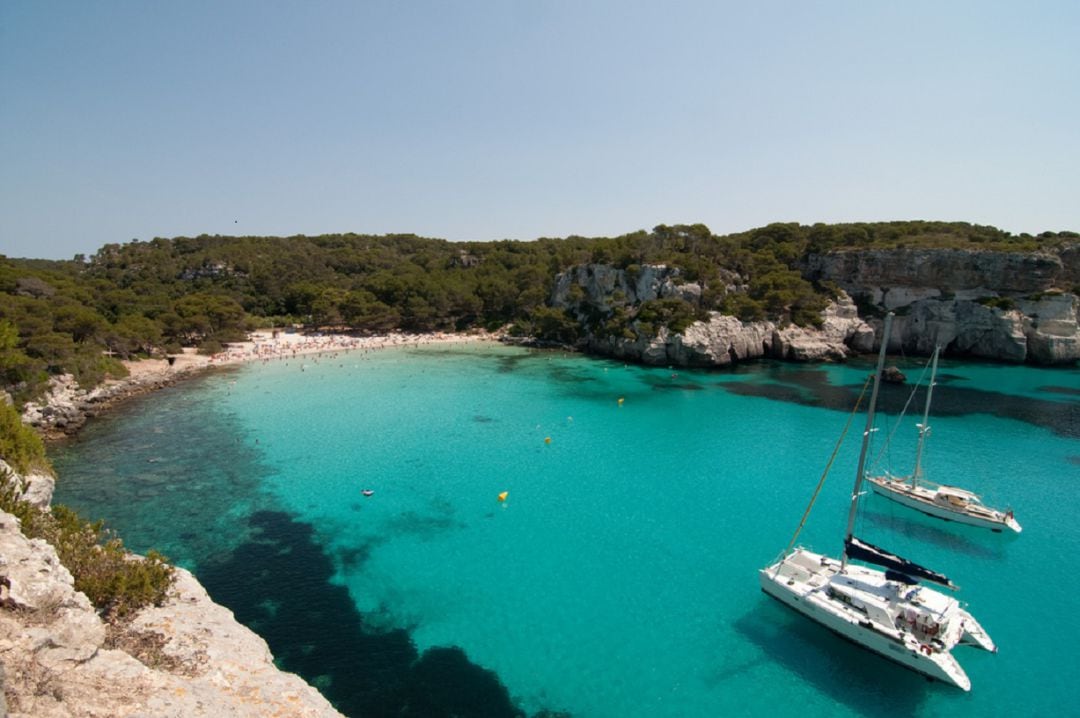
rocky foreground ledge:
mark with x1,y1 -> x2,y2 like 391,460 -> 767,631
0,464 -> 343,718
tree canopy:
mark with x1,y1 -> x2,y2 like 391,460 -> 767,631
0,221 -> 1073,403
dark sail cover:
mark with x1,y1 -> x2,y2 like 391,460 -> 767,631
845,536 -> 954,588
884,570 -> 918,585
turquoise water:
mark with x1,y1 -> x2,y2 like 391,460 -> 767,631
50,344 -> 1079,717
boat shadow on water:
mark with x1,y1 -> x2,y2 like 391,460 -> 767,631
858,509 -> 1011,561
732,608 -> 934,713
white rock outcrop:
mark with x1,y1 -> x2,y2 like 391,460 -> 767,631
546,252 -> 1080,366
550,263 -> 708,310
674,315 -> 774,366
0,459 -> 55,510
1019,293 -> 1080,364
551,261 -> 879,366
595,294 -> 875,367
805,246 -> 1080,364
0,498 -> 343,717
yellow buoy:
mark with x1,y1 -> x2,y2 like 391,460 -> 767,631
617,397 -> 625,405
544,436 -> 552,444
497,491 -> 509,502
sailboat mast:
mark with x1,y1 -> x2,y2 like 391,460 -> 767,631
911,345 -> 940,487
841,312 -> 893,570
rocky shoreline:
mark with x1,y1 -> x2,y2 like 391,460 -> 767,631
4,330 -> 506,717
549,257 -> 1080,367
0,508 -> 345,718
0,452 -> 344,717
21,366 -> 207,440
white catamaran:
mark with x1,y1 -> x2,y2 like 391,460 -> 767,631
866,346 -> 1021,533
759,315 -> 997,691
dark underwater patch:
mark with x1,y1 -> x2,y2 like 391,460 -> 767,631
381,505 -> 466,541
643,377 -> 706,391
721,368 -> 1080,439
547,363 -> 600,387
1040,384 -> 1080,397
197,510 -> 542,718
49,374 -> 275,568
337,538 -> 383,571
492,351 -> 541,374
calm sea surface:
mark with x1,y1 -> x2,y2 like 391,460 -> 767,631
50,343 -> 1080,717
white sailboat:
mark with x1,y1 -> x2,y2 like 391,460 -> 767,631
759,314 -> 997,691
866,347 -> 1022,533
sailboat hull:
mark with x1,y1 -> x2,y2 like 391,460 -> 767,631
759,549 -> 977,691
758,324 -> 996,692
868,477 -> 1022,533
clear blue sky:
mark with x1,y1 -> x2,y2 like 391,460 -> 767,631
2,1 -> 1078,260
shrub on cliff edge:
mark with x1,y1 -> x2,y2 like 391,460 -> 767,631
0,467 -> 174,621
0,400 -> 49,474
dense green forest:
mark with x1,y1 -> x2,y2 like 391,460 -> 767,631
1,221 -> 1075,404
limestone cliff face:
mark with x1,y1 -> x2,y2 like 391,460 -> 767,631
550,247 -> 1079,366
0,459 -> 55,511
551,264 -> 874,366
804,246 -> 1080,364
801,247 -> 1073,296
550,263 -> 710,311
0,466 -> 343,718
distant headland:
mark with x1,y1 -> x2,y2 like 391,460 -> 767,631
3,221 -> 1075,414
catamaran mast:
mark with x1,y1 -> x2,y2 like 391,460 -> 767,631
911,345 -> 940,487
841,312 -> 893,570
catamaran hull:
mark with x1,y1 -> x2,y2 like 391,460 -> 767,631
868,480 -> 1022,533
758,562 -> 972,691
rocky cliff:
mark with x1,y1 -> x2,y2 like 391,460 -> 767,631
549,246 -> 1080,366
801,246 -> 1075,295
550,264 -> 875,366
803,246 -> 1080,364
0,464 -> 343,718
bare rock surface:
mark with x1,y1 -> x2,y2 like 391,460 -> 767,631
550,251 -> 1079,366
0,459 -> 54,510
0,502 -> 343,717
805,246 -> 1080,364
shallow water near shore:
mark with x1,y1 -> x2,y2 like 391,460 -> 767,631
51,344 -> 1079,717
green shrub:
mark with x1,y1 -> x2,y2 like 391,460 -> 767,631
0,469 -> 174,621
70,352 -> 128,389
635,298 -> 701,334
720,294 -> 766,322
197,338 -> 224,355
0,467 -> 39,530
530,306 -> 581,344
0,401 -> 49,474
976,296 -> 1017,311
1036,289 -> 1063,298
790,299 -> 827,328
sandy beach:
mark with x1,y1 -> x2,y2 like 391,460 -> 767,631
26,330 -> 503,437
123,329 -> 503,381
